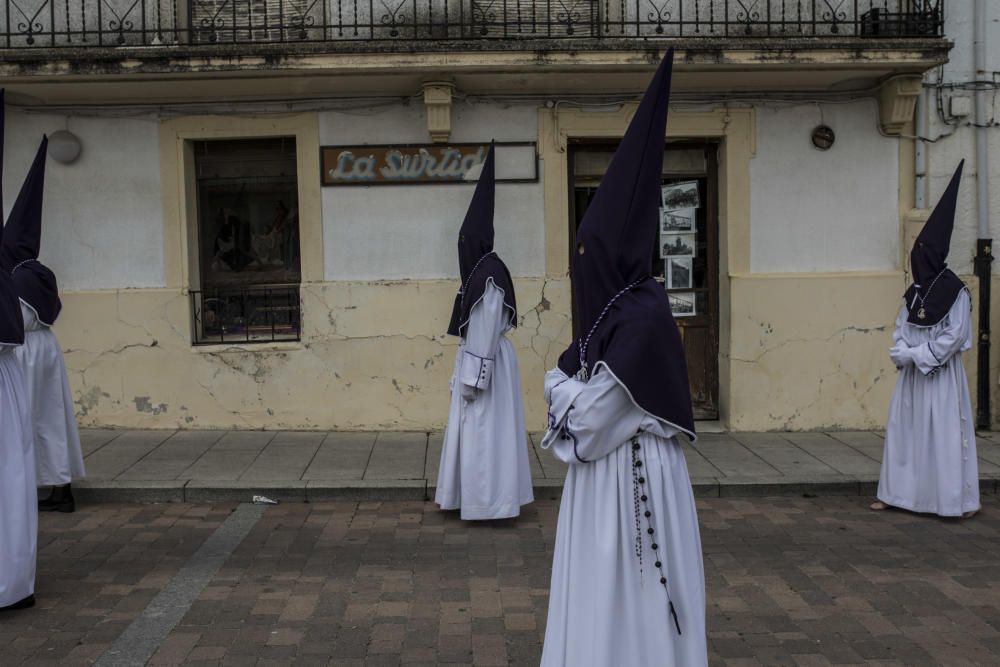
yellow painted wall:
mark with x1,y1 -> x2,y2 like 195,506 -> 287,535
60,278 -> 572,430
726,272 -> 903,431
59,270 -> 932,432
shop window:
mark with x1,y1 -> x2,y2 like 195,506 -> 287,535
190,137 -> 302,345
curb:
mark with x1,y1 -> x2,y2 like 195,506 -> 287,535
73,475 -> 1000,504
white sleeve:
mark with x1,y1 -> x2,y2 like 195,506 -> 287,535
458,280 -> 508,390
911,290 -> 972,376
541,366 -> 646,464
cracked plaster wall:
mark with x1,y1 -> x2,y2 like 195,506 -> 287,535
59,278 -> 571,429
727,273 -> 903,431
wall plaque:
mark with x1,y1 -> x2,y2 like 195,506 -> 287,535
320,142 -> 537,186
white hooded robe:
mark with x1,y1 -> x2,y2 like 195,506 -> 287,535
435,279 -> 534,520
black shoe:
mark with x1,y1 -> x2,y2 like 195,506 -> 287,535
39,484 -> 75,513
0,595 -> 35,611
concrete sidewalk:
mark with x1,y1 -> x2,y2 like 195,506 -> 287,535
74,429 -> 1000,503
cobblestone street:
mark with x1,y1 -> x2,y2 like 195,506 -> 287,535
3,496 -> 998,666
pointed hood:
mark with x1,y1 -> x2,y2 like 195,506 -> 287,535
447,143 -> 517,337
457,143 -> 496,280
904,161 -> 967,326
0,89 -> 25,345
557,49 -> 695,439
570,54 -> 673,328
3,135 -> 62,326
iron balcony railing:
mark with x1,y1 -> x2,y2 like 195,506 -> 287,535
191,284 -> 301,345
1,0 -> 942,49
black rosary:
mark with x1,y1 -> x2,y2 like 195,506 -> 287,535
631,435 -> 682,635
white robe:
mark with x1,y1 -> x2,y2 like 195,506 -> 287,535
0,345 -> 37,607
878,290 -> 980,517
15,302 -> 85,487
435,279 -> 534,520
540,364 -> 707,667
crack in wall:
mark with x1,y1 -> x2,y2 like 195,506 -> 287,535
732,324 -> 887,365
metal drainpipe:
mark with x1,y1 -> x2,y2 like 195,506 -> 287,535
916,87 -> 927,210
974,0 -> 994,430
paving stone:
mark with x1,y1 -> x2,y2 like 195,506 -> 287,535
365,432 -> 428,480
697,433 -> 781,477
79,429 -> 122,456
303,432 -> 377,480
118,430 -> 226,481
731,433 -> 839,476
83,430 -> 176,480
14,497 -> 1000,665
782,432 -> 880,476
241,431 -> 325,481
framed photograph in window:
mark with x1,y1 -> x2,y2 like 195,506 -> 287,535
667,257 -> 693,289
669,292 -> 697,317
661,180 -> 700,210
660,207 -> 696,233
660,233 -> 696,259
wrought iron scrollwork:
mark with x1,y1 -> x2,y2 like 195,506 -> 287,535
472,0 -> 497,36
291,10 -> 317,40
379,0 -> 409,37
554,0 -> 583,35
821,0 -> 847,34
10,0 -> 49,45
734,0 -> 759,35
645,0 -> 671,35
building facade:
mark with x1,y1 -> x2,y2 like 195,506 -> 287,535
3,0 -> 991,433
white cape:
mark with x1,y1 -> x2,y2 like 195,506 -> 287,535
879,290 -> 979,517
0,345 -> 37,607
540,364 -> 707,667
436,279 -> 534,520
15,302 -> 85,486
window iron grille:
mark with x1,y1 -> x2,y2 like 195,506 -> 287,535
191,284 -> 301,345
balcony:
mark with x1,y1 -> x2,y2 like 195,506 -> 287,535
0,0 -> 948,106
1,0 -> 942,49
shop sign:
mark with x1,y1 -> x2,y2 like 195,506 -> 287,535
320,142 -> 537,185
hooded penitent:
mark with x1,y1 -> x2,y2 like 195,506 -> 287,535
0,90 -> 25,346
904,161 -> 967,327
2,133 -> 62,327
556,49 -> 695,440
446,143 -> 517,337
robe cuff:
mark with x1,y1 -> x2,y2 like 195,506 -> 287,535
539,376 -> 587,454
912,342 -> 945,376
459,350 -> 494,390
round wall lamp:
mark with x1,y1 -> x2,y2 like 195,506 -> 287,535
48,130 -> 82,164
811,125 -> 835,151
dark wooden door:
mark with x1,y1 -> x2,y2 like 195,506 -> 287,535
568,141 -> 720,420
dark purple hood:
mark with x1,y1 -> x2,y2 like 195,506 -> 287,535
2,134 -> 62,326
557,50 -> 695,440
447,143 -> 517,337
904,161 -> 966,327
